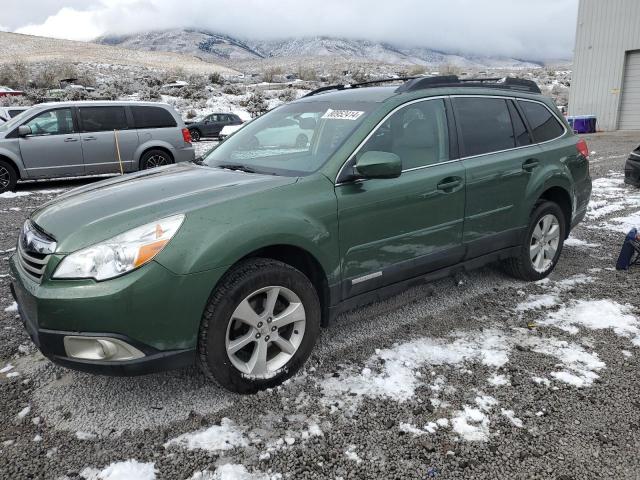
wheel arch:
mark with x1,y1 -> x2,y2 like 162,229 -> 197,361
537,186 -> 572,238
0,154 -> 21,180
240,244 -> 331,327
136,144 -> 175,169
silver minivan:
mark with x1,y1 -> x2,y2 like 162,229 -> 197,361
0,101 -> 195,193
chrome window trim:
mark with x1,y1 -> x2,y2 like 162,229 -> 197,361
335,94 -> 568,186
630,151 -> 640,159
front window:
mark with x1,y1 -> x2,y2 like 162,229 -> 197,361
203,101 -> 375,176
23,108 -> 75,136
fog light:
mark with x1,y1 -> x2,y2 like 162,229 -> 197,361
63,336 -> 145,361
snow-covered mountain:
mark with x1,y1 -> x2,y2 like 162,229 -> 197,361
97,30 -> 543,69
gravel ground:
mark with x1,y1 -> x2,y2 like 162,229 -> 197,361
1,132 -> 640,480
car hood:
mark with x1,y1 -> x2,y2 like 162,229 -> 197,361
31,162 -> 297,253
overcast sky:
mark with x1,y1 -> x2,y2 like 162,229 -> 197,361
1,0 -> 578,60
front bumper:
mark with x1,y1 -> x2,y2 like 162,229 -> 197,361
9,254 -> 225,376
624,155 -> 640,187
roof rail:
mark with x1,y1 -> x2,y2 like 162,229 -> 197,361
396,75 -> 541,94
303,75 -> 541,98
303,76 -> 419,97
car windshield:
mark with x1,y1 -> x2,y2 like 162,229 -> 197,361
203,100 -> 376,176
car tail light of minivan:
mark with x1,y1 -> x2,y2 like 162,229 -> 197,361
576,139 -> 589,159
182,128 -> 192,144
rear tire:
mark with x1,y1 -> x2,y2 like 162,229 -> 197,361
0,160 -> 17,194
197,258 -> 321,394
503,201 -> 566,281
189,129 -> 201,142
140,149 -> 172,170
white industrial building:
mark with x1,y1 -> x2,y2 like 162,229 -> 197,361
569,0 -> 640,131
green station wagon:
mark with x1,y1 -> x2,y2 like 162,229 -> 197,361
10,76 -> 592,393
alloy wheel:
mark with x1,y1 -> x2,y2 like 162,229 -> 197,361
225,286 -> 306,379
530,213 -> 560,273
0,166 -> 10,189
145,154 -> 169,168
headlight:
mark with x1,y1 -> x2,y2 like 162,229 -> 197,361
53,214 -> 185,281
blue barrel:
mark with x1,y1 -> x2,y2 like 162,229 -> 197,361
567,115 -> 596,133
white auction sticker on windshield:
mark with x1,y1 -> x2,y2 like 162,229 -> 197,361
322,109 -> 365,120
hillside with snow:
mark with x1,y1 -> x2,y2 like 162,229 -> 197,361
97,29 -> 544,69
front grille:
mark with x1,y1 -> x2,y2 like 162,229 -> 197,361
17,221 -> 56,283
18,241 -> 50,282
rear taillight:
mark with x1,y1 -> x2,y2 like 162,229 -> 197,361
576,138 -> 589,159
182,128 -> 192,144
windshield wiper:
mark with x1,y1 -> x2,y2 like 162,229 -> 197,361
218,164 -> 258,174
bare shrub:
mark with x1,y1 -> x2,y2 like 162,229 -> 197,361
407,65 -> 427,76
297,66 -> 317,81
240,92 -> 268,118
262,67 -> 284,83
277,88 -> 297,102
208,72 -> 224,85
222,84 -> 243,95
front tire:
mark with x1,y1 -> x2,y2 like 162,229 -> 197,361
197,258 -> 321,393
0,160 -> 17,194
503,201 -> 566,281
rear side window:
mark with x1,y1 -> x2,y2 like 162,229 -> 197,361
453,98 -> 515,157
80,107 -> 128,132
507,101 -> 532,146
518,101 -> 565,142
8,109 -> 25,118
131,106 -> 177,129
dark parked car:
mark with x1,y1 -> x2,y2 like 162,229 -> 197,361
10,76 -> 591,393
186,113 -> 243,141
624,144 -> 640,186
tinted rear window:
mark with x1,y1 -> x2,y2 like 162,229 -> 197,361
453,97 -> 515,157
80,107 -> 128,132
507,100 -> 532,146
132,106 -> 177,129
518,100 -> 564,142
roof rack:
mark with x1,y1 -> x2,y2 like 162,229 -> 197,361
303,77 -> 420,97
396,75 -> 541,94
303,75 -> 541,98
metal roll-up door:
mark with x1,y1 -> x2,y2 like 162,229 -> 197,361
619,50 -> 640,130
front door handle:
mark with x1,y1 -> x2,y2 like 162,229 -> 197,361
83,136 -> 97,141
436,177 -> 463,192
522,158 -> 540,172
64,137 -> 78,142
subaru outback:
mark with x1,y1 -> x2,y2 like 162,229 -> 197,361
9,76 -> 591,393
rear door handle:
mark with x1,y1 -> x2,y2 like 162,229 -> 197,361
522,158 -> 540,171
64,137 -> 78,142
83,136 -> 96,141
436,177 -> 463,192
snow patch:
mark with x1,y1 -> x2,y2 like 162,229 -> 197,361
188,464 -> 279,480
501,409 -> 523,428
164,418 -> 248,452
4,302 -> 17,313
564,237 -> 600,248
0,191 -> 31,198
541,299 -> 640,345
80,460 -> 156,480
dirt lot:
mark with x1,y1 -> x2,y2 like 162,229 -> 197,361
1,132 -> 639,480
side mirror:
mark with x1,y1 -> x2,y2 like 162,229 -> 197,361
18,125 -> 32,137
355,151 -> 402,179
